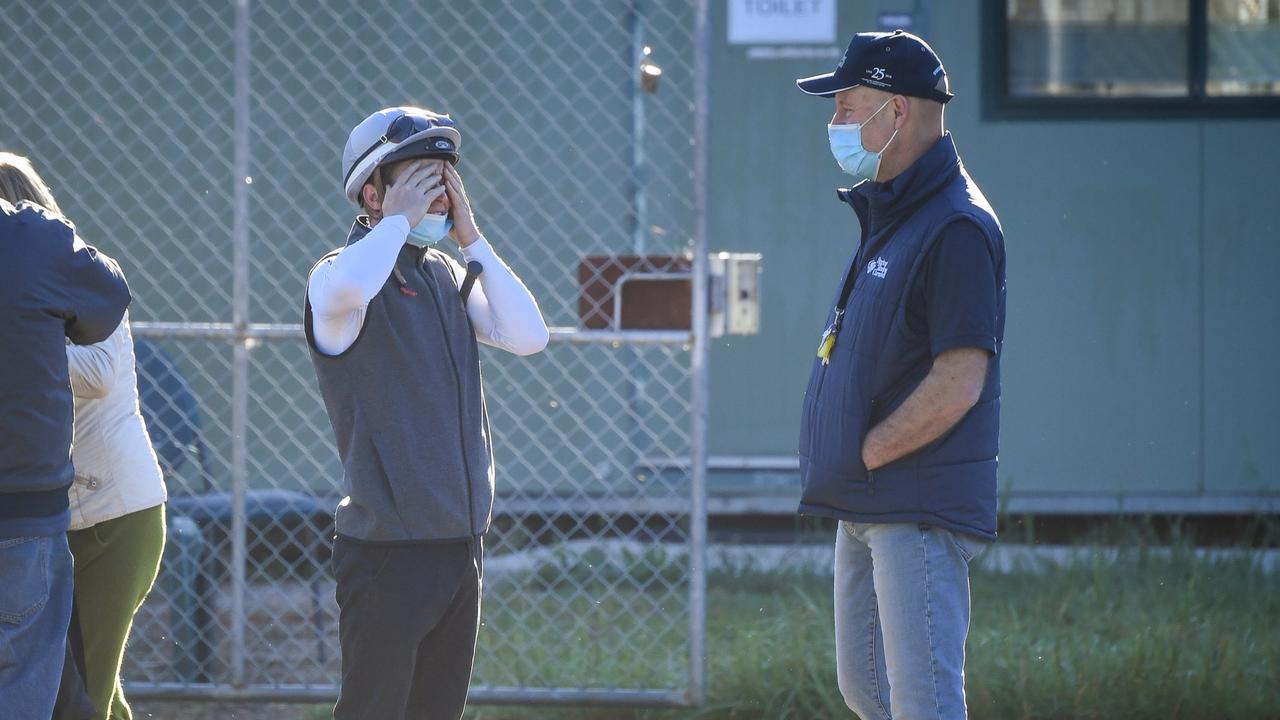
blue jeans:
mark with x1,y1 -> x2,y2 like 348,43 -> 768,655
0,533 -> 74,720
834,522 -> 987,720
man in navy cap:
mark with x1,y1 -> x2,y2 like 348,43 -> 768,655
795,31 -> 1006,720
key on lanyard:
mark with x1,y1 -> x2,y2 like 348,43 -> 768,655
816,309 -> 845,365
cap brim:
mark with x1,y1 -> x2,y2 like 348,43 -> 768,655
796,72 -> 860,98
381,127 -> 462,166
398,126 -> 461,151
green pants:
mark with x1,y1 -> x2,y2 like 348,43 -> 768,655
67,504 -> 166,720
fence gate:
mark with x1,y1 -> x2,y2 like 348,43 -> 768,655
3,0 -> 710,707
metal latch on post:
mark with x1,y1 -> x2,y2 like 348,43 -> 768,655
708,252 -> 762,337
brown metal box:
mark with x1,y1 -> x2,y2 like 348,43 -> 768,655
577,255 -> 693,330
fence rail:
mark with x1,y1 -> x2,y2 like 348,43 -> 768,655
131,322 -> 694,344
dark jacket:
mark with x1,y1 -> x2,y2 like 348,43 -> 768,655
304,217 -> 494,543
0,200 -> 131,538
798,134 -> 1006,540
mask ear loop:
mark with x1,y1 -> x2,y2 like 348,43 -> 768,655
870,98 -> 902,183
862,96 -> 894,124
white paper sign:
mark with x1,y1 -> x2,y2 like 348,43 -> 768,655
728,0 -> 836,45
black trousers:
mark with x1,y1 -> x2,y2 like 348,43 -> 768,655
332,536 -> 483,720
53,598 -> 95,720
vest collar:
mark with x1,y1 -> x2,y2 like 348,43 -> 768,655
838,132 -> 962,233
344,215 -> 374,246
345,214 -> 424,265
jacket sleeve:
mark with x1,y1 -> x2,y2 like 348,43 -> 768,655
66,321 -> 123,399
60,232 -> 132,346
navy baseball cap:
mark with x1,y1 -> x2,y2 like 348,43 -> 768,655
796,30 -> 952,103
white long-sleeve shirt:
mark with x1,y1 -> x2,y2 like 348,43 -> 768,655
307,214 -> 549,356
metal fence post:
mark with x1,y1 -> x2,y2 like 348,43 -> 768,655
229,0 -> 252,688
687,0 -> 711,706
630,0 -> 649,258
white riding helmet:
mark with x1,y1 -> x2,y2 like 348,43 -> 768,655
341,106 -> 462,205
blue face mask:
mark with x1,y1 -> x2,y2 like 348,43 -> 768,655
827,97 -> 899,185
406,213 -> 452,247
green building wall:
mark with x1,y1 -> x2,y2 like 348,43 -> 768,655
705,1 -> 1279,509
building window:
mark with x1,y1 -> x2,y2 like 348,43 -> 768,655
1209,0 -> 1280,95
984,0 -> 1280,118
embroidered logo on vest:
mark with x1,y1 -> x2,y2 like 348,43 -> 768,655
865,257 -> 889,279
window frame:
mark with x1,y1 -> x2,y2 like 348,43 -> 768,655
982,0 -> 1280,120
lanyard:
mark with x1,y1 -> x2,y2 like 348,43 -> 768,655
815,171 -> 954,364
815,219 -> 904,365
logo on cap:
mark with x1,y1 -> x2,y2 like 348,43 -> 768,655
864,66 -> 893,88
434,139 -> 452,150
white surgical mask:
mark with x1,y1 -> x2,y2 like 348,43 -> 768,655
406,213 -> 452,247
827,97 -> 899,185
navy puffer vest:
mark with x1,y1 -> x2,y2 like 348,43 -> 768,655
798,134 -> 1006,540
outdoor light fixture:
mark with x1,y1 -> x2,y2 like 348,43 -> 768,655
639,45 -> 662,93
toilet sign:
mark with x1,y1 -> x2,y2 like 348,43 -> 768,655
727,0 -> 836,45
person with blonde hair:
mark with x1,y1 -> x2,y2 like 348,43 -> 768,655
0,152 -> 164,720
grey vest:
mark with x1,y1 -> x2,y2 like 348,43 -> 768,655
304,217 -> 493,542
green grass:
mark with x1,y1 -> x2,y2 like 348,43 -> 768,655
461,542 -> 1280,720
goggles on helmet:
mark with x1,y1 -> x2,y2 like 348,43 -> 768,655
343,112 -> 457,188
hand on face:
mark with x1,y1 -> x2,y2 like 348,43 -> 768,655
380,160 -> 445,227
443,164 -> 480,248
427,185 -> 451,216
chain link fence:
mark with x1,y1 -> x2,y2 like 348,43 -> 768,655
2,0 -> 709,706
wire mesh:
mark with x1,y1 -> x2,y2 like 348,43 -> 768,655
1,0 -> 705,705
